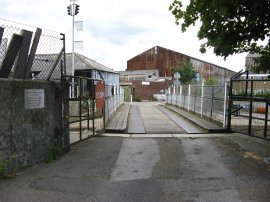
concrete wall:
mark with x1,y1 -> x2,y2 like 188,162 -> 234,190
0,79 -> 69,170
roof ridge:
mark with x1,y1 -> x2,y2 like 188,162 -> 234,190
74,52 -> 94,68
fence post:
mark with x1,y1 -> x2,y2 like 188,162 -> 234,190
92,80 -> 95,135
79,78 -> 82,140
248,80 -> 254,135
210,86 -> 214,120
194,86 -> 196,113
264,102 -> 268,138
188,84 -> 191,112
223,83 -> 228,128
180,86 -> 182,108
201,81 -> 204,117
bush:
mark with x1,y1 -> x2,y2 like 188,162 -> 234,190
134,96 -> 142,102
205,77 -> 218,85
0,154 -> 18,180
152,95 -> 158,101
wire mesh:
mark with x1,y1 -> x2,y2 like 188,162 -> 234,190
0,18 -> 64,80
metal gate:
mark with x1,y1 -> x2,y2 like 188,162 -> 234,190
65,75 -> 105,144
227,70 -> 270,139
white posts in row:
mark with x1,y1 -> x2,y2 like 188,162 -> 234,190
201,81 -> 204,118
167,82 -> 227,126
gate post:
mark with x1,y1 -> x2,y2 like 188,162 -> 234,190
264,102 -> 269,138
227,79 -> 233,131
248,80 -> 254,135
223,83 -> 228,128
62,80 -> 70,152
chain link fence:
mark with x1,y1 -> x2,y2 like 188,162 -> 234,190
0,18 -> 65,80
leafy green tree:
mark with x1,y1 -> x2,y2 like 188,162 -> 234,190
169,0 -> 270,60
252,54 -> 270,73
204,77 -> 218,85
172,60 -> 196,85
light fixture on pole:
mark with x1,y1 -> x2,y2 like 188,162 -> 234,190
67,0 -> 80,97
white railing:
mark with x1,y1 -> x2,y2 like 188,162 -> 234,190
166,84 -> 228,126
104,88 -> 124,124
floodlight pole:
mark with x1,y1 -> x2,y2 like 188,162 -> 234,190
68,0 -> 79,97
72,0 -> 75,97
72,0 -> 75,76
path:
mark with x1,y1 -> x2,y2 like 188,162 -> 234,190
128,102 -> 186,134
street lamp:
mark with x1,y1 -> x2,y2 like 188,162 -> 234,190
67,0 -> 80,97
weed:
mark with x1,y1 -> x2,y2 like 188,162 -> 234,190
134,96 -> 142,102
0,154 -> 17,180
46,145 -> 61,163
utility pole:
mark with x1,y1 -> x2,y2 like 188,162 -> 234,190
67,0 -> 80,97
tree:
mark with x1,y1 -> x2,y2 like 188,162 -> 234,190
169,0 -> 270,60
252,54 -> 270,73
204,77 -> 218,85
172,60 -> 196,85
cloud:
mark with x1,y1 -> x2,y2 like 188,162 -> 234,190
85,20 -> 150,45
0,0 -> 247,72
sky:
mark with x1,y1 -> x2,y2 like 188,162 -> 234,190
0,0 -> 247,72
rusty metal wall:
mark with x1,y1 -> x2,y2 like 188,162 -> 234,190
127,46 -> 235,80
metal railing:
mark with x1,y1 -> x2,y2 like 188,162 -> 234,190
166,84 -> 227,126
66,75 -> 105,144
65,76 -> 124,143
105,88 -> 124,124
228,71 -> 270,139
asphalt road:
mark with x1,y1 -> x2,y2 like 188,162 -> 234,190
0,134 -> 270,202
1,102 -> 270,201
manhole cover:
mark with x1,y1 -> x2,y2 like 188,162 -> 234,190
263,157 -> 270,165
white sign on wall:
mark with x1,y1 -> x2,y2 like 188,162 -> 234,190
24,89 -> 45,109
142,81 -> 150,85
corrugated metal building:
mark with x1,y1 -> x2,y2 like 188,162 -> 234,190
66,52 -> 119,86
127,46 -> 236,84
33,53 -> 120,97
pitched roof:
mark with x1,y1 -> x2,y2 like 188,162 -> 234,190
66,52 -> 118,74
128,45 -> 235,73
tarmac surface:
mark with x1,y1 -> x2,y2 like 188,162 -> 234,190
1,102 -> 270,202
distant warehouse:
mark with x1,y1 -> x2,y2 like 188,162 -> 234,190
126,46 -> 235,85
120,46 -> 236,101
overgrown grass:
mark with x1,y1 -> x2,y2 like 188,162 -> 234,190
0,155 -> 17,180
45,144 -> 61,163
